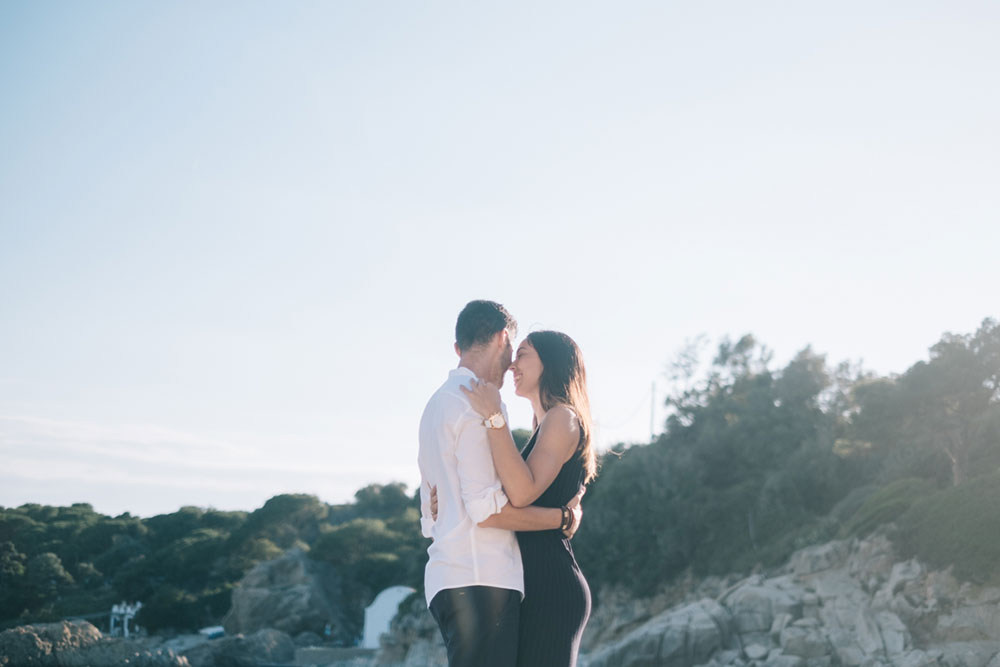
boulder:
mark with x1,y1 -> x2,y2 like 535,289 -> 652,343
0,620 -> 188,667
574,531 -> 1000,667
779,626 -> 831,659
924,570 -> 961,609
723,582 -> 801,634
876,611 -> 910,656
929,641 -> 1000,667
373,594 -> 444,666
771,613 -> 795,641
846,534 -> 896,590
812,575 -> 870,631
856,608 -> 884,657
0,620 -> 102,666
762,652 -> 805,667
708,648 -> 741,666
400,639 -> 448,666
892,650 -> 941,667
828,631 -> 867,667
810,571 -> 868,607
935,604 -> 1000,642
293,630 -> 324,647
182,628 -> 294,667
581,585 -> 677,652
585,598 -> 733,667
873,561 -> 924,609
966,588 -> 1000,605
787,541 -> 851,576
804,657 -> 832,667
222,547 -> 351,641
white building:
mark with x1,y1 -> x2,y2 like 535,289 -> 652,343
362,586 -> 415,649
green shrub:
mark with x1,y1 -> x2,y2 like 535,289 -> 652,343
896,470 -> 1000,584
839,478 -> 936,538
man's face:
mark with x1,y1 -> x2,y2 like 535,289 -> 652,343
496,330 -> 514,387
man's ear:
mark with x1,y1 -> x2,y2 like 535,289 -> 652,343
454,342 -> 461,357
496,329 -> 509,349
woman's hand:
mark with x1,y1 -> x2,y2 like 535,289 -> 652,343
430,486 -> 438,521
460,379 -> 503,419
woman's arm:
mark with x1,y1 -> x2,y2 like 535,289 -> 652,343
461,382 -> 579,507
429,485 -> 585,537
479,487 -> 583,537
478,503 -> 561,531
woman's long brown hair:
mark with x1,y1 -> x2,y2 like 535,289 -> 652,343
526,330 -> 597,483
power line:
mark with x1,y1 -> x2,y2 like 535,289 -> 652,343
594,383 -> 655,432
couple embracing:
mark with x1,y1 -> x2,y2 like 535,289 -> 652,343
418,300 -> 596,667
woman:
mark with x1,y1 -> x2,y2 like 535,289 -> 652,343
461,330 -> 597,667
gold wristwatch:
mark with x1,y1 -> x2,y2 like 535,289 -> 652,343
483,412 -> 506,429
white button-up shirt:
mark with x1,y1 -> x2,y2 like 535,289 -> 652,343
418,366 -> 524,606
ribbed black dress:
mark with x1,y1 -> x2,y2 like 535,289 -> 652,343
515,430 -> 591,667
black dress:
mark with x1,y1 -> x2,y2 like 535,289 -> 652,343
515,429 -> 591,667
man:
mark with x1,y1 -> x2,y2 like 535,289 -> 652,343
418,300 -> 579,667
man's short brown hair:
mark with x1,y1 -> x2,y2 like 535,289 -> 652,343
455,300 -> 517,352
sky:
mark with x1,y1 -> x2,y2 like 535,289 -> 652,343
1,1 -> 998,518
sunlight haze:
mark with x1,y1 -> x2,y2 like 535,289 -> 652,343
1,1 -> 997,517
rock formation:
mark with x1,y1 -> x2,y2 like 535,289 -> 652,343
581,533 -> 1000,667
372,594 -> 447,666
374,532 -> 1000,667
222,546 -> 352,642
181,628 -> 295,667
0,620 -> 188,667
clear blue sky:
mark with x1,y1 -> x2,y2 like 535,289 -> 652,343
2,2 -> 998,517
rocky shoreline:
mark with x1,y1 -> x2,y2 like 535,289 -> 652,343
6,531 -> 1000,667
377,532 -> 1000,667
0,621 -> 375,667
0,620 -> 188,667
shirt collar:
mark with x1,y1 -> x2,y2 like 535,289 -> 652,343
450,366 -> 479,381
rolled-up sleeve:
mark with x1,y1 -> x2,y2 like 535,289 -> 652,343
454,413 -> 509,523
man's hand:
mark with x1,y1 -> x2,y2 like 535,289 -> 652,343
562,486 -> 585,539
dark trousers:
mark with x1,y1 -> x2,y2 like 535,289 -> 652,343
429,586 -> 520,667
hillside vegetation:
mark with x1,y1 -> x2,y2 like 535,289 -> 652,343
2,318 -> 998,634
573,318 -> 1000,595
0,485 -> 426,636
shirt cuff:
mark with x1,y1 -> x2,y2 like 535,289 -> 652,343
463,483 -> 510,524
420,516 -> 435,538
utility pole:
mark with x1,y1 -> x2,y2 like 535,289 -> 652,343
650,381 -> 655,442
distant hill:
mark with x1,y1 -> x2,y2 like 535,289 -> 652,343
0,484 -> 425,639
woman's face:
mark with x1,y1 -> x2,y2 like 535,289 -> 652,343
510,340 -> 543,399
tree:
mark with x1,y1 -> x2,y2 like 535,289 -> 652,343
911,319 -> 1000,485
0,541 -> 28,618
576,338 -> 858,593
233,494 -> 328,548
353,484 -> 411,519
26,553 -> 74,607
851,318 -> 1000,486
